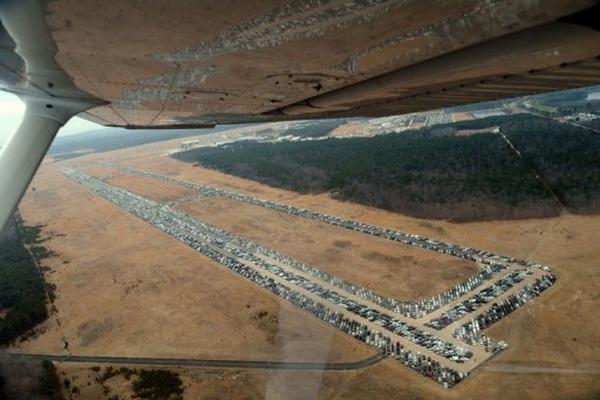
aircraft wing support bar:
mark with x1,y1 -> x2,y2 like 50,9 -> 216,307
0,96 -> 97,232
0,0 -> 105,232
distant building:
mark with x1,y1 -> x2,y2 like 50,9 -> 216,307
472,109 -> 507,119
180,139 -> 201,150
587,92 -> 600,101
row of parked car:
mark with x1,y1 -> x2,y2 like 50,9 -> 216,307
426,270 -> 533,330
106,163 -> 553,319
65,165 -> 557,388
465,274 -> 556,333
157,193 -> 476,365
62,168 -> 470,387
452,274 -> 556,352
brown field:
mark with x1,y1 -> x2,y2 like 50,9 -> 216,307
15,167 -> 373,363
329,121 -> 372,137
54,355 -> 599,400
106,174 -> 195,202
78,164 -> 122,179
452,112 -> 475,122
178,197 -> 478,300
99,163 -> 479,300
12,136 -> 600,399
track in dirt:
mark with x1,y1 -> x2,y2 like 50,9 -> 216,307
3,351 -> 387,371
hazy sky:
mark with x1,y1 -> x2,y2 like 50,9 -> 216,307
0,90 -> 103,147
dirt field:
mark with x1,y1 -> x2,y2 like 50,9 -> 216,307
329,121 -> 374,137
105,174 -> 195,202
15,167 -> 373,364
53,354 -> 599,400
78,164 -> 122,179
97,164 -> 479,300
11,136 -> 600,399
452,112 -> 475,122
179,197 -> 478,300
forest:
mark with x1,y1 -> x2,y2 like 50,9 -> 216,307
0,218 -> 49,345
173,114 -> 600,221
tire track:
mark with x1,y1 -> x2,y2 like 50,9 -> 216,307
2,351 -> 387,371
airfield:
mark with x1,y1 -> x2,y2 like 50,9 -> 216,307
11,131 -> 600,399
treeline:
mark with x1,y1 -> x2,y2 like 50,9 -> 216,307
173,114 -> 600,221
0,359 -> 65,400
38,360 -> 65,400
48,124 -> 253,160
91,366 -> 184,399
0,217 -> 50,345
274,119 -> 354,138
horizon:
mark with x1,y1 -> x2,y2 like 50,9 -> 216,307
0,90 -> 104,147
3,84 -> 599,149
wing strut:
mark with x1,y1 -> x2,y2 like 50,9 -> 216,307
0,0 -> 104,232
0,97 -> 94,231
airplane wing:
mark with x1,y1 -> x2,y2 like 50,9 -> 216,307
45,0 -> 600,126
0,0 -> 599,230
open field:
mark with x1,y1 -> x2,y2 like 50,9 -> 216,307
452,112 -> 475,122
178,197 -> 478,301
10,135 -> 600,399
98,165 -> 479,300
59,166 -> 496,376
106,174 -> 196,203
78,164 -> 123,179
50,357 -> 600,400
15,167 -> 374,364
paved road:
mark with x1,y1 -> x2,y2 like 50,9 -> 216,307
60,166 -> 557,384
257,253 -> 491,374
2,351 -> 387,371
484,363 -> 600,375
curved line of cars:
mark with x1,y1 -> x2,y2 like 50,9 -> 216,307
61,167 -> 556,388
107,162 -> 553,318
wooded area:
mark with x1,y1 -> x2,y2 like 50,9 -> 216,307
0,219 -> 49,345
174,114 -> 600,221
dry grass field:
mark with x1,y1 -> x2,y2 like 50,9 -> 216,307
179,198 -> 477,301
10,135 -> 600,399
16,167 -> 373,364
98,164 -> 479,300
105,174 -> 195,202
